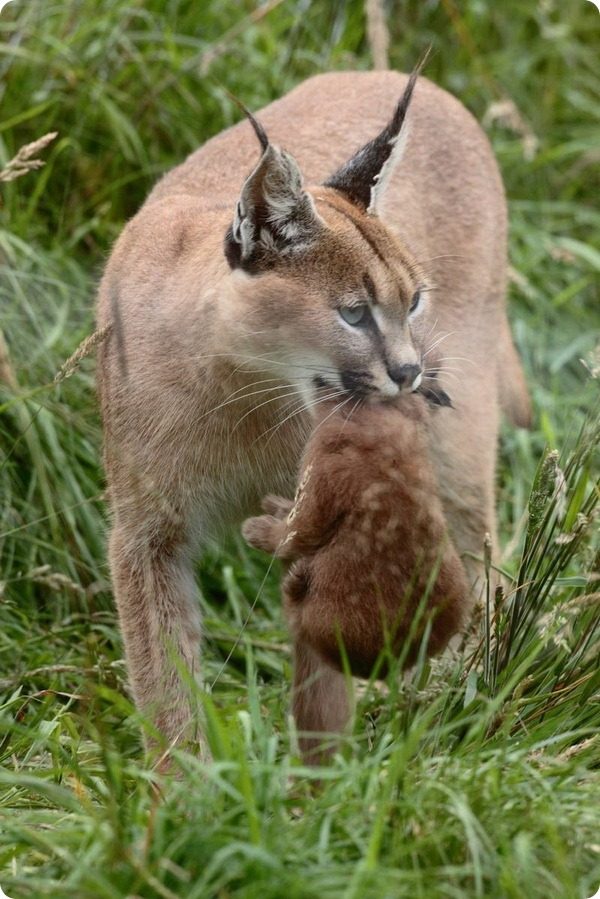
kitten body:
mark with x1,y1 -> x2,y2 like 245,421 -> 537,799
243,395 -> 468,756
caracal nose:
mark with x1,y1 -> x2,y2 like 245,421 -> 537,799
387,363 -> 422,390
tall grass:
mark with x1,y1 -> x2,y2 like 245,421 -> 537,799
0,1 -> 598,896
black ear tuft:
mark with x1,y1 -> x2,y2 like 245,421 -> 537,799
324,48 -> 430,213
224,89 -> 270,153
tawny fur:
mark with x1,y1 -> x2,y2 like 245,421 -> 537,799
242,396 -> 468,758
96,70 -> 530,757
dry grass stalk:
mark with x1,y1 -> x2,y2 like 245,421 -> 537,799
54,323 -> 113,383
483,100 -> 538,161
0,327 -> 18,390
581,343 -> 600,379
29,564 -> 86,595
0,132 -> 58,183
365,0 -> 389,70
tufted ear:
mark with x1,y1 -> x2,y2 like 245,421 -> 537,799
324,52 -> 429,215
224,111 -> 323,272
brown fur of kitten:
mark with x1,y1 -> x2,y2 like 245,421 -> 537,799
242,395 -> 469,679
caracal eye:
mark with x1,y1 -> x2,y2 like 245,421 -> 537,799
409,290 -> 421,314
339,305 -> 368,326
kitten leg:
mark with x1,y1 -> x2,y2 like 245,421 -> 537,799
242,514 -> 289,556
291,636 -> 352,764
261,494 -> 294,519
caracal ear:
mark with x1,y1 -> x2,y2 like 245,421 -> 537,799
224,110 -> 323,272
324,50 -> 429,216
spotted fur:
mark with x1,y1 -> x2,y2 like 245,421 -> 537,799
242,395 -> 468,760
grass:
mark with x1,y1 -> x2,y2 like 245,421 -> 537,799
0,0 -> 599,896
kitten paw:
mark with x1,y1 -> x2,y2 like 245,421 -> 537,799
242,515 -> 281,554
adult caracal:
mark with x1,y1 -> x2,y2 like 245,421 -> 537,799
97,66 -> 530,758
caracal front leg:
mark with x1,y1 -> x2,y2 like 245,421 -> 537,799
109,514 -> 207,763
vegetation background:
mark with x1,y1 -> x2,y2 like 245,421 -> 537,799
0,0 -> 598,896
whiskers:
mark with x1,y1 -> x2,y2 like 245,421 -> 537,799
193,343 -> 362,446
308,391 -> 355,442
422,330 -> 457,360
196,349 -> 343,439
422,370 -> 460,390
336,394 -> 363,438
227,351 -> 340,379
254,382 -> 348,448
420,316 -> 480,397
422,354 -> 473,390
200,378 -> 297,421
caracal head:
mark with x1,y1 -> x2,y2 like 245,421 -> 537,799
222,62 -> 443,411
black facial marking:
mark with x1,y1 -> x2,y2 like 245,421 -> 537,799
417,385 -> 453,408
340,369 -> 374,395
314,375 -> 336,391
363,273 -> 378,303
224,225 -> 243,269
415,364 -> 453,408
